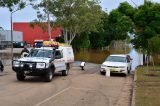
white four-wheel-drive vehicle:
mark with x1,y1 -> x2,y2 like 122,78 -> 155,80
12,43 -> 74,82
100,54 -> 132,76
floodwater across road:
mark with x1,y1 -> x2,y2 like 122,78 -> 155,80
128,48 -> 143,71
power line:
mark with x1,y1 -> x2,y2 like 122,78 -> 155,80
130,0 -> 138,8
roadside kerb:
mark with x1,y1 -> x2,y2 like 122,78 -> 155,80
131,70 -> 137,106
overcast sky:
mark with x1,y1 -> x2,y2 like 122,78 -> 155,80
0,0 -> 159,30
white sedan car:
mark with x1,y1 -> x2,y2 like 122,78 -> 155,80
100,54 -> 132,76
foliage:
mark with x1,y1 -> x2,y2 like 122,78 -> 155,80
35,0 -> 104,44
0,0 -> 34,12
74,2 -> 134,49
72,34 -> 90,49
106,3 -> 134,41
148,36 -> 160,54
88,12 -> 108,48
89,32 -> 105,48
117,2 -> 135,20
56,36 -> 65,43
131,1 -> 160,52
103,2 -> 135,50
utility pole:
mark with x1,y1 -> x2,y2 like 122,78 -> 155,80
11,9 -> 20,59
47,11 -> 52,41
46,0 -> 52,41
11,12 -> 13,59
10,4 -> 33,59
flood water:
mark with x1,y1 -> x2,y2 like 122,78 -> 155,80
75,48 -> 143,71
0,47 -> 143,71
128,49 -> 143,71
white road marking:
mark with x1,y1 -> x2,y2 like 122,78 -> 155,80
34,87 -> 70,106
34,87 -> 98,106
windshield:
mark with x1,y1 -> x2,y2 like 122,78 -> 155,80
106,56 -> 126,62
28,49 -> 53,58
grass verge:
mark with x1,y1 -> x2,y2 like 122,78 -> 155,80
135,66 -> 160,106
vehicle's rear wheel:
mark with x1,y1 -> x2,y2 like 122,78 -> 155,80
45,69 -> 54,82
127,67 -> 130,74
62,64 -> 69,76
16,72 -> 25,81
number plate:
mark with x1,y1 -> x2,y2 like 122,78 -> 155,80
110,68 -> 116,72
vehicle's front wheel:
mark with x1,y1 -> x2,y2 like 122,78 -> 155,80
16,72 -> 25,81
45,69 -> 54,82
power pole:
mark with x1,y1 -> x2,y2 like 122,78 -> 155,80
11,12 -> 13,59
47,11 -> 51,41
46,0 -> 52,41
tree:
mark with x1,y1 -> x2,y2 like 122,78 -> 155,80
131,1 -> 160,51
106,9 -> 133,41
36,0 -> 104,44
88,2 -> 134,49
0,0 -> 34,11
117,2 -> 135,20
148,36 -> 160,55
86,12 -> 108,49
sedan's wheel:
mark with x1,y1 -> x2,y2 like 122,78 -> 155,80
45,69 -> 53,82
16,72 -> 25,81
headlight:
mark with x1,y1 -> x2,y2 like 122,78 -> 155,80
36,63 -> 46,69
20,63 -> 24,67
101,64 -> 107,68
13,61 -> 20,67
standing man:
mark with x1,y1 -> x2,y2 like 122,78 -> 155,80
30,45 -> 36,56
0,60 -> 4,72
21,46 -> 29,57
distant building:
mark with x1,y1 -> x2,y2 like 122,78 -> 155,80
0,30 -> 23,49
0,30 -> 23,42
13,22 -> 61,44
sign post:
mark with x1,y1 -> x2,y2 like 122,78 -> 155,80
105,68 -> 110,77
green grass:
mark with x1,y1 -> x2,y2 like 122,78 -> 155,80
136,66 -> 160,106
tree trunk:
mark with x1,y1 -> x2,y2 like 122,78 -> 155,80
143,53 -> 146,65
152,55 -> 155,71
146,55 -> 149,72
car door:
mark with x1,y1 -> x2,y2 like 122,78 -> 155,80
54,50 -> 66,72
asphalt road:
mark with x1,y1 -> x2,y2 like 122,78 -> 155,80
0,63 -> 133,106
